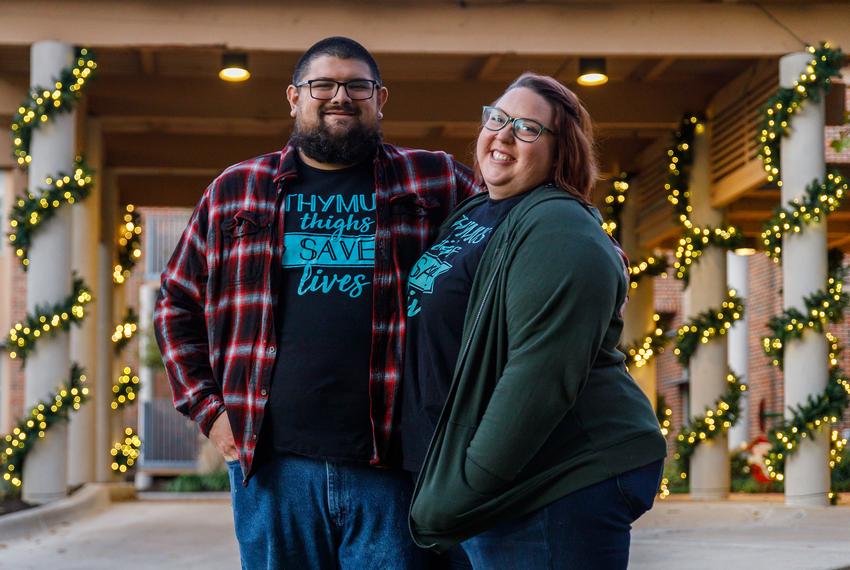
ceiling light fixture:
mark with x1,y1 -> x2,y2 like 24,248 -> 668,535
219,52 -> 250,82
577,57 -> 608,87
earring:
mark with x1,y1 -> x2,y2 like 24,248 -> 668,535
378,112 -> 384,119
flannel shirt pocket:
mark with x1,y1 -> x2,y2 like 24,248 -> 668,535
221,210 -> 271,285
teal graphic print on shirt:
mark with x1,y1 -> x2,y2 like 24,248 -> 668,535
407,214 -> 495,317
282,192 -> 376,298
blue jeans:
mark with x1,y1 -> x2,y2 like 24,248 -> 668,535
461,459 -> 664,569
226,453 -> 428,570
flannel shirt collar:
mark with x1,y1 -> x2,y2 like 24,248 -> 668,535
272,142 -> 389,188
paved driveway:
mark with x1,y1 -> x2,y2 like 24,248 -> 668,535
2,496 -> 850,569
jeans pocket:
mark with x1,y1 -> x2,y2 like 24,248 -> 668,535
615,459 -> 664,521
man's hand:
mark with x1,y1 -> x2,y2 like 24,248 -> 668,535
209,411 -> 239,461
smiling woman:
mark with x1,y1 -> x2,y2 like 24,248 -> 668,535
405,73 -> 666,569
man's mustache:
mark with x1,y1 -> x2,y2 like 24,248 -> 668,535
321,103 -> 359,115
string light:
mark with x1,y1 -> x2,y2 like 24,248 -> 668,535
674,290 -> 745,365
1,366 -> 88,489
762,260 -> 848,366
659,406 -> 673,438
10,48 -> 97,168
112,367 -> 140,410
628,255 -> 668,290
671,373 -> 747,483
601,173 -> 630,241
113,205 -> 142,285
111,307 -> 139,354
3,275 -> 93,361
7,158 -> 93,267
761,172 -> 847,262
622,313 -> 670,369
664,114 -> 742,283
756,43 -> 844,186
110,428 -> 142,473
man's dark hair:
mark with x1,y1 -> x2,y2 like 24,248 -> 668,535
292,37 -> 382,85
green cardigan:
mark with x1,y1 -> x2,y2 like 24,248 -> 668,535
408,184 -> 667,552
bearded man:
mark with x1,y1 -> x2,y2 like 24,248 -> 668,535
153,36 -> 478,569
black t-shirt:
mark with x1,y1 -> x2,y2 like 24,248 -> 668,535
401,192 -> 527,472
266,156 -> 376,462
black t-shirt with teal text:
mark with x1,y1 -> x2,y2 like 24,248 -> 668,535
401,192 -> 527,472
266,157 -> 375,462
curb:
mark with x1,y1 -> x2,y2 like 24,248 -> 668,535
138,491 -> 231,501
0,483 -> 111,542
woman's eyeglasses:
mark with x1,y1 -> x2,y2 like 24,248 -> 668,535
481,106 -> 555,143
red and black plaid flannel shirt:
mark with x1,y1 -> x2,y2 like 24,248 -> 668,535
153,143 -> 479,485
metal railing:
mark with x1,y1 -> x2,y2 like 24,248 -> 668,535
140,398 -> 199,472
142,208 -> 192,283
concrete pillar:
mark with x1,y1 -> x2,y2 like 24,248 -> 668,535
94,172 -> 117,482
68,120 -> 102,486
727,251 -> 751,451
0,169 -> 14,434
685,122 -> 730,500
21,41 -> 75,505
620,180 -> 657,407
111,249 -> 127,455
135,282 -> 157,491
780,52 -> 830,507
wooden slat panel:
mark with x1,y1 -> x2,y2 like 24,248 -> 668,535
708,62 -> 778,202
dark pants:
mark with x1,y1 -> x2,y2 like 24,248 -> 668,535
460,459 -> 664,569
226,453 -> 428,570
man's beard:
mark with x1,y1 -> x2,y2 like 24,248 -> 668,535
291,106 -> 382,165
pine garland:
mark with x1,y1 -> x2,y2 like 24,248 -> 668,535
756,42 -> 844,186
111,367 -> 140,410
113,205 -> 142,285
11,48 -> 97,167
672,373 -> 748,482
621,313 -> 671,370
664,115 -> 742,283
1,366 -> 88,490
7,159 -> 94,268
2,275 -> 93,362
601,173 -> 631,242
628,255 -> 668,290
110,428 -> 142,474
674,290 -> 745,365
761,171 -> 848,262
111,307 -> 139,355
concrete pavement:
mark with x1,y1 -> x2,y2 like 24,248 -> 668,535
1,494 -> 850,569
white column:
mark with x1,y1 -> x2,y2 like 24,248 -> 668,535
780,52 -> 830,507
620,180 -> 657,407
727,251 -> 750,450
685,123 -> 730,500
68,120 -> 102,486
94,172 -> 117,482
135,282 -> 157,491
111,257 -> 127,456
22,41 -> 75,505
0,169 -> 14,434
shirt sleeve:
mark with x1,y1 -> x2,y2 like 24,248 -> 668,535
153,184 -> 225,437
463,206 -> 619,493
451,158 -> 482,203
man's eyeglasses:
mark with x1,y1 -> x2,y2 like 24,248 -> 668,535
481,106 -> 555,143
295,79 -> 379,101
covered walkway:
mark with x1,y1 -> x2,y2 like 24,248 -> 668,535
1,495 -> 849,569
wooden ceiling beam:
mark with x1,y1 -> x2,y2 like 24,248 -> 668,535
82,76 -> 712,128
4,2 -> 850,57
